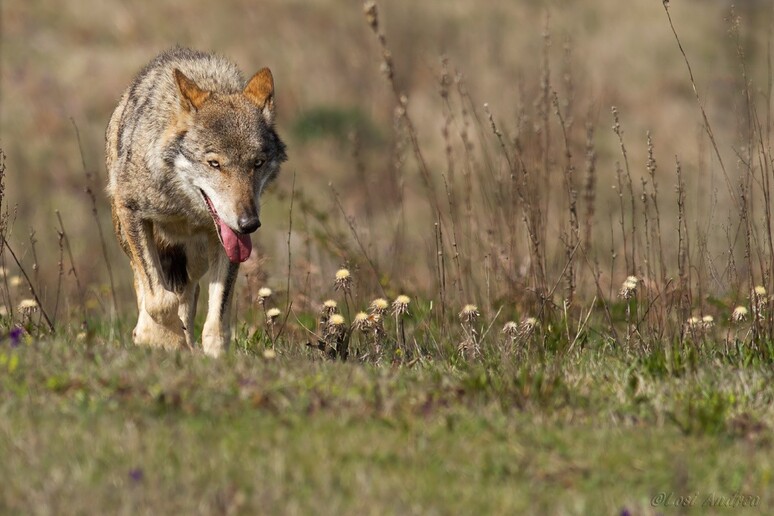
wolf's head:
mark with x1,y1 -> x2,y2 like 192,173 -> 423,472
170,67 -> 287,263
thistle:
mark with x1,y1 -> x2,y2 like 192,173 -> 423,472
752,286 -> 768,321
334,268 -> 352,293
458,304 -> 480,324
458,303 -> 481,359
257,287 -> 272,306
518,317 -> 539,341
17,298 -> 38,326
391,295 -> 410,316
619,276 -> 638,299
391,295 -> 410,355
502,321 -> 519,338
263,307 -> 281,344
353,311 -> 370,332
369,298 -> 389,315
320,299 -> 338,323
731,306 -> 748,323
325,313 -> 348,360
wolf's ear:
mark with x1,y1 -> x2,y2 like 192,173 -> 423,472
244,68 -> 275,122
174,69 -> 210,111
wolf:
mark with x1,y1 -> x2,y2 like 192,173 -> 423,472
105,48 -> 287,356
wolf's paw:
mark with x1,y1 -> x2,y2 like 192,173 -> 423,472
201,325 -> 229,358
133,309 -> 187,350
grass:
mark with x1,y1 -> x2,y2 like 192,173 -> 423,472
1,327 -> 772,514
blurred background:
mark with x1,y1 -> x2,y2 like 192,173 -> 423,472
1,0 -> 773,322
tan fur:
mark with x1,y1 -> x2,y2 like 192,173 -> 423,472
105,48 -> 287,356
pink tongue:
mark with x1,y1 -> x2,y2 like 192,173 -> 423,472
218,219 -> 252,263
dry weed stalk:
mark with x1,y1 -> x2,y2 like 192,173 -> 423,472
675,157 -> 691,327
71,119 -> 118,318
612,107 -> 637,277
552,92 -> 579,307
55,211 -> 85,321
582,122 -> 597,251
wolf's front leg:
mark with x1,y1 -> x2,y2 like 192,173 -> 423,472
202,248 -> 240,357
115,203 -> 186,349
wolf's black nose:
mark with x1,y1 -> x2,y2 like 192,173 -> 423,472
238,214 -> 261,233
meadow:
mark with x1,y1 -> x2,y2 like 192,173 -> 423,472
2,0 -> 774,513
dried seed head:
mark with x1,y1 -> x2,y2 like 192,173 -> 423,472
619,276 -> 638,299
263,349 -> 277,359
353,311 -> 370,332
321,299 -> 338,317
686,316 -> 701,328
751,286 -> 768,319
17,298 -> 38,315
369,298 -> 389,314
701,315 -> 714,329
9,276 -> 22,288
258,287 -> 272,299
334,268 -> 352,292
324,313 -> 347,343
457,336 -> 480,359
732,306 -> 748,323
502,321 -> 519,338
459,304 -> 480,324
392,295 -> 411,316
513,317 -> 539,340
266,308 -> 281,320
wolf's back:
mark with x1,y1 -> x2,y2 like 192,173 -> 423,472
105,48 -> 244,194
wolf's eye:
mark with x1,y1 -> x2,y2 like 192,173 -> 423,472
207,160 -> 220,169
254,159 -> 265,169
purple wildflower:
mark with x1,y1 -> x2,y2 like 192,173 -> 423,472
129,468 -> 144,483
9,327 -> 22,347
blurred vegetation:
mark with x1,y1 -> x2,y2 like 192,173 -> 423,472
292,106 -> 382,147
